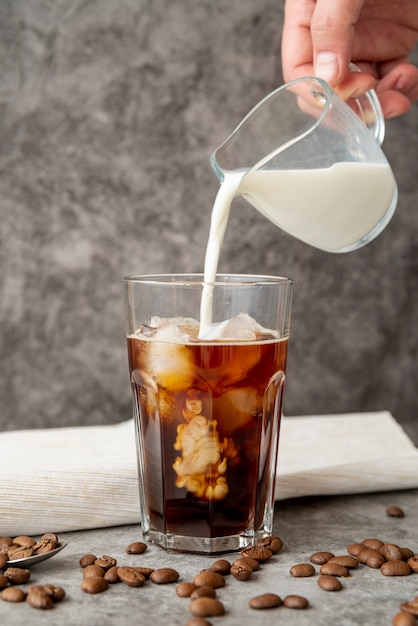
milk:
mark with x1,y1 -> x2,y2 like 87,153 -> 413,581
199,161 -> 396,335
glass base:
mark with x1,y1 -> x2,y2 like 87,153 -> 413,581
142,528 -> 269,555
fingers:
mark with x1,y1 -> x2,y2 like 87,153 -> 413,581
375,62 -> 418,117
310,0 -> 365,85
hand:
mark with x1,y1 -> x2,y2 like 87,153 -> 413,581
282,0 -> 418,118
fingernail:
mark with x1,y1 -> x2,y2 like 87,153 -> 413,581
315,52 -> 339,83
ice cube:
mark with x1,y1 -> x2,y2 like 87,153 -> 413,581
199,313 -> 261,341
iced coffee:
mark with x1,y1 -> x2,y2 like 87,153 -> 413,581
126,291 -> 291,554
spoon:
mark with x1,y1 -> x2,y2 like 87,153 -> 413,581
3,541 -> 68,568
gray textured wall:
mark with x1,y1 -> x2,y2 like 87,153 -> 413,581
1,1 -> 417,438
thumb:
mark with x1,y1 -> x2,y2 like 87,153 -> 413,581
311,0 -> 365,85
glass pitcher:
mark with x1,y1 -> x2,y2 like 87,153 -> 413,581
210,75 -> 398,253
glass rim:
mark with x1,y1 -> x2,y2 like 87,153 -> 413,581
123,273 -> 293,287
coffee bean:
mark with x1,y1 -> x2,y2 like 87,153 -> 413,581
193,571 -> 225,589
392,612 -> 417,626
33,537 -> 57,554
357,548 -> 386,569
132,566 -> 154,579
186,619 -> 212,626
13,535 -> 36,549
249,593 -> 282,609
0,553 -> 7,570
320,563 -> 350,577
347,543 -> 366,557
104,566 -> 120,583
233,557 -> 260,571
309,551 -> 334,564
380,543 -> 403,561
190,585 -> 217,600
230,562 -> 252,581
283,595 -> 309,609
0,537 -> 13,551
83,564 -> 105,579
241,546 -> 273,562
400,548 -> 414,561
328,555 -> 358,569
1,587 -> 26,603
95,555 -> 117,570
7,545 -> 34,560
42,584 -> 66,602
81,577 -> 109,594
289,563 -> 315,577
0,574 -> 8,589
4,567 -> 31,585
381,560 -> 412,576
117,566 -> 145,587
362,538 -> 384,550
126,541 -> 147,555
318,575 -> 342,591
407,556 -> 418,572
80,553 -> 97,568
256,535 -> 283,554
176,582 -> 197,598
209,559 -> 231,575
399,601 -> 418,616
26,589 -> 54,610
40,533 -> 59,544
150,568 -> 180,584
386,506 -> 405,518
189,597 -> 225,617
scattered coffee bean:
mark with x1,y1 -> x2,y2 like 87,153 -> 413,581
241,546 -> 272,562
386,506 -> 405,518
83,564 -> 105,579
256,535 -> 283,554
80,553 -> 97,568
399,601 -> 418,616
190,585 -> 217,600
400,548 -> 414,561
1,587 -> 26,603
209,559 -> 231,575
283,595 -> 309,609
42,584 -> 66,602
26,589 -> 54,610
381,560 -> 412,576
193,571 -> 225,589
80,577 -> 109,594
104,566 -> 120,583
407,556 -> 418,572
230,562 -> 252,581
132,566 -> 154,579
320,562 -> 350,577
189,597 -> 225,617
0,553 -> 7,569
249,593 -> 282,609
176,582 -> 197,598
347,543 -> 365,557
4,567 -> 31,585
328,555 -> 358,569
150,567 -> 180,584
95,555 -> 117,570
117,566 -> 145,587
309,551 -> 334,564
362,538 -> 384,550
126,541 -> 147,555
0,574 -> 8,589
380,543 -> 403,561
392,612 -> 417,626
233,557 -> 259,571
357,548 -> 386,569
318,575 -> 342,591
289,563 -> 315,577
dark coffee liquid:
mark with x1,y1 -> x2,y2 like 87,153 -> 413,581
128,334 -> 288,539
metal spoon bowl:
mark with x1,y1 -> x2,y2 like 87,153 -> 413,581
4,541 -> 68,568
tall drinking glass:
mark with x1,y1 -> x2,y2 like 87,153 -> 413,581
124,274 -> 293,554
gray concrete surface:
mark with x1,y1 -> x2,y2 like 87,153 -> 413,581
1,1 -> 417,436
1,486 -> 417,625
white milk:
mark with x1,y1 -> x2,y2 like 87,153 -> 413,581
199,161 -> 396,335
